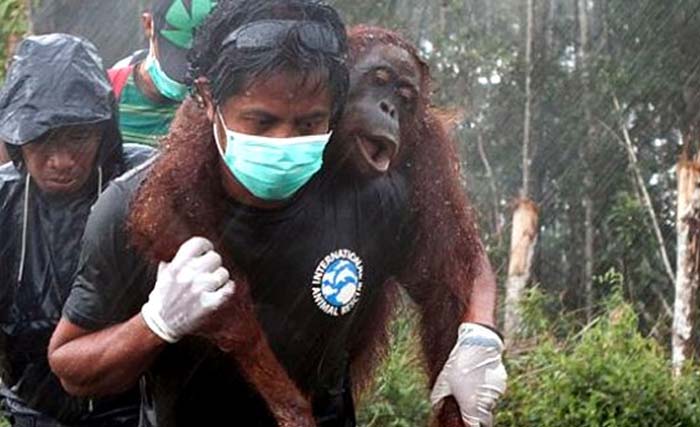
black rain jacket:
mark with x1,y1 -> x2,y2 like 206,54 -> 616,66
0,34 -> 153,425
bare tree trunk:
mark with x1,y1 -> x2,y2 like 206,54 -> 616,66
597,0 -> 609,53
476,131 -> 503,240
412,1 -> 430,44
578,0 -> 596,320
583,183 -> 594,319
672,159 -> 700,376
611,98 -> 675,284
484,0 -> 493,35
505,199 -> 539,340
438,0 -> 447,34
521,0 -> 534,198
504,0 -> 538,342
597,100 -> 675,317
545,0 -> 555,58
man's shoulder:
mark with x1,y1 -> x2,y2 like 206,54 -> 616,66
92,155 -> 155,228
122,143 -> 157,170
109,155 -> 156,199
110,50 -> 147,70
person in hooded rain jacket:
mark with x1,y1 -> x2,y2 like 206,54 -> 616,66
0,33 -> 154,427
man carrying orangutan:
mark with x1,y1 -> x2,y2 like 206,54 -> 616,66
48,2 -> 507,427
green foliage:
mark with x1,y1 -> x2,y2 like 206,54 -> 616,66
356,308 -> 430,427
498,288 -> 700,427
356,279 -> 700,427
0,0 -> 27,81
355,285 -> 700,427
517,284 -> 559,338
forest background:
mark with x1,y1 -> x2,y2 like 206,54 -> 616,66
2,1 -> 700,425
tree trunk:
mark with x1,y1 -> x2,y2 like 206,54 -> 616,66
504,199 -> 539,341
521,0 -> 534,198
672,159 -> 700,376
603,96 -> 676,316
545,0 -> 555,58
476,130 -> 503,240
578,0 -> 596,320
505,0 -> 538,342
438,0 -> 447,34
583,183 -> 594,320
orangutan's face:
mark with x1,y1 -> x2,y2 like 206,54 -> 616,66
335,43 -> 421,175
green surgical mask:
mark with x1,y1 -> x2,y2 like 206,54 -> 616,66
144,43 -> 188,101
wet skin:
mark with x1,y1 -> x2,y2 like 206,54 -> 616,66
200,70 -> 333,209
21,125 -> 101,194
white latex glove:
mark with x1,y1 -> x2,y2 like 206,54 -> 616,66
430,322 -> 507,427
141,237 -> 235,343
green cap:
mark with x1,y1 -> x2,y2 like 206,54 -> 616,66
152,0 -> 216,82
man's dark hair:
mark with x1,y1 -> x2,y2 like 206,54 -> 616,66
189,0 -> 349,125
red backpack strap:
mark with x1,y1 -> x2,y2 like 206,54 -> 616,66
108,64 -> 134,100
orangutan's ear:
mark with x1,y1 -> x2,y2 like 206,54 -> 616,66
194,77 -> 216,122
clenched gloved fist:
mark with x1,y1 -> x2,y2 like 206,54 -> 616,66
430,323 -> 507,427
141,237 -> 236,343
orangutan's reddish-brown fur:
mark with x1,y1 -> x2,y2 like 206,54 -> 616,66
344,26 -> 482,427
127,26 -> 483,427
127,99 -> 315,427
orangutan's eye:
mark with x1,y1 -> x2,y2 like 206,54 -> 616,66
397,85 -> 416,103
373,68 -> 391,86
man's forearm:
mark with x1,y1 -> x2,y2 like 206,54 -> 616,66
48,314 -> 167,396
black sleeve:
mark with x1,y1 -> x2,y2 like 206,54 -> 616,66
0,169 -> 19,301
0,211 -> 11,305
62,174 -> 154,330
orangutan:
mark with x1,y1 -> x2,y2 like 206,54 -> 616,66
124,25 -> 502,427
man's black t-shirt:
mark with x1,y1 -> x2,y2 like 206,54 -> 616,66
63,164 -> 412,427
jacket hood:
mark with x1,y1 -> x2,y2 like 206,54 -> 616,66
0,33 -> 124,178
0,33 -> 115,145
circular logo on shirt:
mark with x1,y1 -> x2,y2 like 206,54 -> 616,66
311,249 -> 364,317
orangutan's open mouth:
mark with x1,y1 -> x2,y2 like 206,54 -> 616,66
356,134 -> 397,173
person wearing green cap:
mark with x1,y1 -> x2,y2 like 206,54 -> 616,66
108,0 -> 216,148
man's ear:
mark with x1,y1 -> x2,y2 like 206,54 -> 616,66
194,77 -> 216,122
141,13 -> 154,41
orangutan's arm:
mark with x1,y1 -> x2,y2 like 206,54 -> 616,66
463,250 -> 498,327
203,281 -> 315,427
399,245 -> 498,427
48,314 -> 166,397
430,250 -> 500,427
